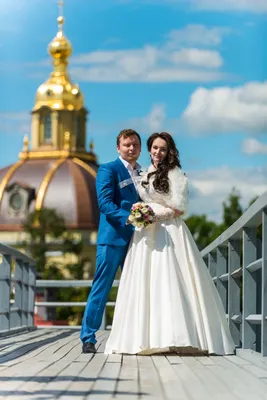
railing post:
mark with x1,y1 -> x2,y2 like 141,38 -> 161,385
243,227 -> 257,350
228,240 -> 241,347
208,252 -> 216,283
28,264 -> 36,327
12,259 -> 23,329
22,262 -> 29,327
0,255 -> 11,331
262,210 -> 267,356
216,247 -> 228,312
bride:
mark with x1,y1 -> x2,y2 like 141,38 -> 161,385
105,132 -> 235,355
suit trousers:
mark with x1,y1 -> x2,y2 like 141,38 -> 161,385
80,244 -> 129,344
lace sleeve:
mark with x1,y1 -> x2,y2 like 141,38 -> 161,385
166,167 -> 189,213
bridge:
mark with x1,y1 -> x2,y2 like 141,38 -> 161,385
0,191 -> 267,399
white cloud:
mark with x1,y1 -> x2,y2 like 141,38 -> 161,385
137,0 -> 267,13
166,25 -> 231,47
191,0 -> 267,13
188,165 -> 267,221
170,48 -> 223,68
65,25 -> 228,83
242,138 -> 267,154
0,112 -> 30,135
182,81 -> 267,134
127,104 -> 166,133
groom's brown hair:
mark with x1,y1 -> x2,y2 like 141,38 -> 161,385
117,129 -> 142,146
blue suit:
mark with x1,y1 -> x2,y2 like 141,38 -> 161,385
80,158 -> 139,344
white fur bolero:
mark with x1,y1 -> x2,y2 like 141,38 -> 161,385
135,165 -> 188,220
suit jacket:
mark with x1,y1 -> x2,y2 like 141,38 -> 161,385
96,158 -> 139,246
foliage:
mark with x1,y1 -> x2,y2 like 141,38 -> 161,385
22,207 -> 86,324
221,187 -> 243,230
184,214 -> 223,250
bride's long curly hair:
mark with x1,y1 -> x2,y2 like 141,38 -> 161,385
142,132 -> 182,195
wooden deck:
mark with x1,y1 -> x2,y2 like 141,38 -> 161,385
1,329 -> 267,399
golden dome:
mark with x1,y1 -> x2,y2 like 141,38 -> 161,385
33,13 -> 84,112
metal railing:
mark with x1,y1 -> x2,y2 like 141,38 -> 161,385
35,279 -> 119,330
2,191 -> 266,357
0,243 -> 36,336
201,191 -> 267,356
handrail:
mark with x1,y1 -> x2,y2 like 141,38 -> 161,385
201,190 -> 267,356
35,280 -> 120,330
0,243 -> 36,336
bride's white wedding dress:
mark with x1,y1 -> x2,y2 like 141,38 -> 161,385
105,165 -> 235,355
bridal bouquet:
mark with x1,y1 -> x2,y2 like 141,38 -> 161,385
128,202 -> 156,230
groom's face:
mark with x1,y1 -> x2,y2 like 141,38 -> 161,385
117,135 -> 141,164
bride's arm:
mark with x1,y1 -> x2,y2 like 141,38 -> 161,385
165,167 -> 189,215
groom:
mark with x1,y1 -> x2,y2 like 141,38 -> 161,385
80,128 -> 142,353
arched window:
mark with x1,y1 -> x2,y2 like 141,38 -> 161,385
44,114 -> 52,142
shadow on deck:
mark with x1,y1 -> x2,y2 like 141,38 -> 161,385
0,329 -> 267,400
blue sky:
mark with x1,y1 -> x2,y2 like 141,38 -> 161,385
1,0 -> 267,221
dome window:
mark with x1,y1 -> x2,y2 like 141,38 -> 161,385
44,114 -> 52,142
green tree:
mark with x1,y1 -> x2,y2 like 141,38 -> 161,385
23,207 -> 85,323
184,214 -> 222,250
222,187 -> 243,229
23,208 -> 67,273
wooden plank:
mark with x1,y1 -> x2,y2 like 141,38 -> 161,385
194,355 -> 217,366
0,361 -> 51,399
204,364 -> 255,400
138,355 -> 166,400
59,354 -> 107,400
115,355 -> 139,399
33,332 -> 79,362
171,358 -> 215,400
85,354 -> 120,400
96,331 -> 109,353
23,359 -> 87,399
241,364 -> 267,379
0,330 -> 71,367
0,330 -> 76,365
6,359 -> 72,400
181,356 -> 238,400
0,328 -> 54,350
152,355 -> 189,400
106,354 -> 122,363
236,349 -> 267,371
211,355 -> 267,397
166,354 -> 183,365
224,355 -> 251,365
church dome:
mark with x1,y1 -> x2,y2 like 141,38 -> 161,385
34,78 -> 84,112
0,158 -> 99,231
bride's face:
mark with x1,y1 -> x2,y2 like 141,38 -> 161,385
150,137 -> 168,167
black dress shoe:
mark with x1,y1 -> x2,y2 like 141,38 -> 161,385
82,342 -> 97,353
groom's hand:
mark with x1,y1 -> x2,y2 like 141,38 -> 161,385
173,209 -> 184,217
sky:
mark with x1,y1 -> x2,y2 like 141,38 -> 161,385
1,0 -> 267,222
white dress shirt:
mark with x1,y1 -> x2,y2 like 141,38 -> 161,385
119,156 -> 141,189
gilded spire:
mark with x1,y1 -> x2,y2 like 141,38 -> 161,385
33,0 -> 84,112
90,140 -> 95,152
22,134 -> 29,153
49,0 -> 72,64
